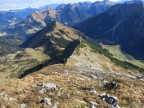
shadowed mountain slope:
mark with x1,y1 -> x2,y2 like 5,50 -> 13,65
74,1 -> 144,60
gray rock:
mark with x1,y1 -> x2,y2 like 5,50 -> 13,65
110,81 -> 118,89
100,93 -> 120,108
40,82 -> 58,90
20,104 -> 27,108
136,76 -> 144,81
89,87 -> 98,95
53,102 -> 59,108
90,101 -> 99,108
89,75 -> 98,79
39,89 -> 46,94
101,79 -> 109,83
4,95 -> 17,101
8,97 -> 17,101
66,94 -> 70,99
105,81 -> 118,89
41,98 -> 52,106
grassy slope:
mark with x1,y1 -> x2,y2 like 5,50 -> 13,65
78,40 -> 144,73
0,48 -> 49,86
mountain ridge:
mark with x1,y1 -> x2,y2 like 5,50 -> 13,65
0,20 -> 143,108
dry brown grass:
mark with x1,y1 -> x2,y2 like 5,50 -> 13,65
0,64 -> 143,108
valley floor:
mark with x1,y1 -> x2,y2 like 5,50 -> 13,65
102,44 -> 144,68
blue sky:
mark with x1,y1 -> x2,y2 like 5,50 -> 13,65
0,0 -> 118,10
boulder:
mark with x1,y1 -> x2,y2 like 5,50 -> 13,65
20,104 -> 27,108
39,89 -> 46,94
66,94 -> 70,99
53,102 -> 59,108
105,81 -> 118,89
101,79 -> 109,83
40,82 -> 58,90
90,101 -> 99,108
100,93 -> 120,108
4,95 -> 17,101
8,97 -> 17,101
41,98 -> 52,106
89,75 -> 98,79
111,82 -> 118,89
89,87 -> 98,95
136,76 -> 144,81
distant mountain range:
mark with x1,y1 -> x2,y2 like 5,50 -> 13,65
0,4 -> 59,36
0,0 -> 115,41
25,0 -> 115,27
74,0 -> 144,59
